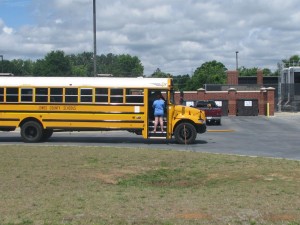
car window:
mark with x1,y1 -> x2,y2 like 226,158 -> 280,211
196,102 -> 207,107
209,101 -> 217,107
197,101 -> 218,108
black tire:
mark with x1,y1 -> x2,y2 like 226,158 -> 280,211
21,121 -> 43,143
42,129 -> 53,141
174,122 -> 197,144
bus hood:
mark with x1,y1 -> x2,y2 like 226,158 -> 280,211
173,105 -> 206,122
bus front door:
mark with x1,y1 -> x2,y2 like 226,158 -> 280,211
148,90 -> 167,139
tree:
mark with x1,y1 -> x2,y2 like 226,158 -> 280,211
238,66 -> 259,76
69,53 -> 144,77
2,51 -> 144,77
262,68 -> 272,77
113,54 -> 144,77
97,53 -> 115,75
172,74 -> 191,91
34,50 -> 72,76
239,66 -> 278,77
68,52 -> 93,76
150,68 -> 171,78
0,59 -> 34,76
282,55 -> 300,68
186,60 -> 227,90
10,59 -> 34,76
33,59 -> 46,76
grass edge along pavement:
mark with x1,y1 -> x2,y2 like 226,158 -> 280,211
0,145 -> 300,225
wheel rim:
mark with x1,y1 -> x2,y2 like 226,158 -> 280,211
180,126 -> 192,139
25,126 -> 38,139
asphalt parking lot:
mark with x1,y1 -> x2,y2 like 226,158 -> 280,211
0,112 -> 300,160
200,112 -> 300,160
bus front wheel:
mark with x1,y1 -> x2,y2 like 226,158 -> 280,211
21,121 -> 43,143
174,122 -> 197,144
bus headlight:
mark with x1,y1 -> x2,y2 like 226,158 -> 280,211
198,119 -> 206,124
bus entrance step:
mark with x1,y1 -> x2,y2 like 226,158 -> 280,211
149,131 -> 167,138
149,136 -> 167,139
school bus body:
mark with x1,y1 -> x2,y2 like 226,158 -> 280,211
0,77 -> 206,144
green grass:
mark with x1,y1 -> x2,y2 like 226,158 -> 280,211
0,145 -> 300,225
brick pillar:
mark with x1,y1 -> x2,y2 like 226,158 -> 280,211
259,88 -> 267,115
174,91 -> 181,104
197,88 -> 205,100
227,70 -> 239,85
266,87 -> 275,116
228,88 -> 237,116
257,70 -> 263,86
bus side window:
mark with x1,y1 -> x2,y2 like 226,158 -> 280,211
125,89 -> 143,104
95,88 -> 108,103
6,88 -> 18,102
35,88 -> 48,102
50,88 -> 63,102
80,88 -> 93,103
21,88 -> 33,102
110,88 -> 124,104
65,88 -> 78,103
0,88 -> 4,102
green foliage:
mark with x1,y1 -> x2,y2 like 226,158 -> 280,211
2,51 -> 144,77
282,55 -> 300,67
2,51 -> 289,81
68,52 -> 93,76
238,66 -> 259,76
239,66 -> 279,77
113,54 -> 144,77
151,68 -> 171,78
33,50 -> 72,76
97,53 -> 115,75
1,59 -> 34,76
172,74 -> 191,91
69,52 -> 144,77
262,68 -> 272,76
187,60 -> 227,90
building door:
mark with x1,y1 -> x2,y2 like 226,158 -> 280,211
237,99 -> 258,116
215,100 -> 228,116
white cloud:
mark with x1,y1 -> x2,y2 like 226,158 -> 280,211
3,26 -> 13,34
55,19 -> 63,24
1,0 -> 300,74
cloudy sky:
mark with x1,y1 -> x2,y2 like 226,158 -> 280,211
0,0 -> 300,75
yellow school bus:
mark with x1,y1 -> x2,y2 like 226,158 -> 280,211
0,77 -> 206,144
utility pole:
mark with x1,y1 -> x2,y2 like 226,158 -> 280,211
0,55 -> 3,73
235,51 -> 239,71
93,0 -> 97,77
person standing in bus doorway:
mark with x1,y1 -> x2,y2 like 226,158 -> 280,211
152,92 -> 165,132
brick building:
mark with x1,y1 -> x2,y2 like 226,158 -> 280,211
174,70 -> 276,116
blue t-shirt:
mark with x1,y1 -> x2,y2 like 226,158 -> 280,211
152,99 -> 165,116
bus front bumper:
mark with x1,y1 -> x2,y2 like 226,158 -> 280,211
196,122 -> 206,134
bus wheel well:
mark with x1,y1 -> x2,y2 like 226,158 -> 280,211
174,119 -> 196,131
19,118 -> 43,129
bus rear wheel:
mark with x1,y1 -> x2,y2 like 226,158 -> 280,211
174,122 -> 197,144
21,121 -> 43,143
42,129 -> 53,141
